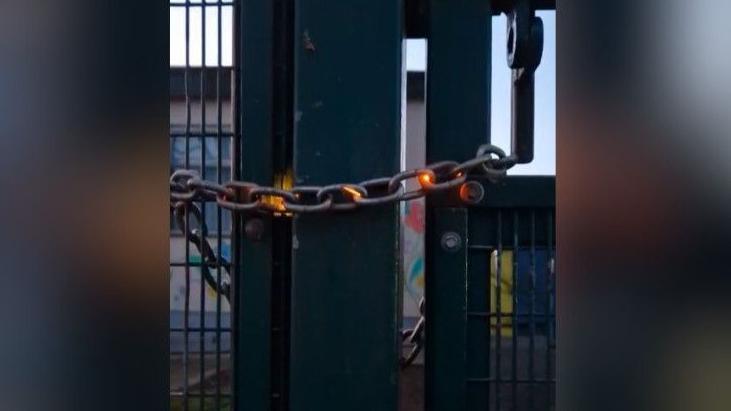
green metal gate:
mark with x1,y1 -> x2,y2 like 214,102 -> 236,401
170,0 -> 554,410
425,177 -> 555,411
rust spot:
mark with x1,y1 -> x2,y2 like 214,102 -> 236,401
303,30 -> 316,52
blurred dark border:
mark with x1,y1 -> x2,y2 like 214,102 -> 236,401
0,1 -> 169,410
559,1 -> 731,410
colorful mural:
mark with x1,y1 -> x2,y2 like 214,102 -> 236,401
402,200 -> 425,317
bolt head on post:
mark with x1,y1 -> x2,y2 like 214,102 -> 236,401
459,181 -> 485,205
440,232 -> 462,252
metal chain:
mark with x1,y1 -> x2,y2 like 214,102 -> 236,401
401,297 -> 425,369
171,201 -> 231,301
169,143 -> 516,366
170,144 -> 516,215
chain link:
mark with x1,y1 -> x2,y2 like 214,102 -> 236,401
401,297 -> 426,368
170,144 -> 516,215
171,200 -> 231,301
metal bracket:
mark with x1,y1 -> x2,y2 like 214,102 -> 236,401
505,0 -> 544,163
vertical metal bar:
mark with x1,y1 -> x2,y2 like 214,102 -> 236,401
425,209 -> 468,411
185,0 -> 192,170
184,2 -> 191,410
546,210 -> 553,402
184,221 -> 193,409
529,210 -> 536,409
184,214 -> 191,411
215,2 -> 223,409
425,2 -> 491,411
271,1 -> 293,409
231,0 -> 243,408
234,0 -> 275,409
465,216 -> 489,409
199,5 -> 207,409
426,0 -> 492,162
495,210 -> 502,411
512,211 -> 519,411
510,66 -> 536,163
199,207 -> 205,410
290,1 -> 402,409
232,1 -> 241,187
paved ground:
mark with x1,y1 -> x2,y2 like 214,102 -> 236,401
400,365 -> 425,411
170,353 -> 232,394
170,336 -> 553,410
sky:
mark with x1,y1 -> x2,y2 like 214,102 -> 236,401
170,9 -> 555,175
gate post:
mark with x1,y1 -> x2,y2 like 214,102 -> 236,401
289,0 -> 403,410
234,0 -> 276,409
425,1 -> 492,410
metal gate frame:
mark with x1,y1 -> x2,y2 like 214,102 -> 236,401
424,1 -> 556,411
170,1 -> 555,410
425,177 -> 555,411
235,0 -> 403,410
169,1 -> 237,409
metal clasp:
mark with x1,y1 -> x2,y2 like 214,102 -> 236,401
505,0 -> 544,164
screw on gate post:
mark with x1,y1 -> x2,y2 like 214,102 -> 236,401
245,218 -> 265,242
441,232 -> 462,252
459,181 -> 485,205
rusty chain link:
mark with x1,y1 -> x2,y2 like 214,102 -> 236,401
170,144 -> 516,215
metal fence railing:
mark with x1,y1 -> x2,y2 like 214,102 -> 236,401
465,206 -> 556,410
170,1 -> 237,409
426,176 -> 556,411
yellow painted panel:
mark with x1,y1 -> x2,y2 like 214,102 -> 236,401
490,250 -> 514,337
